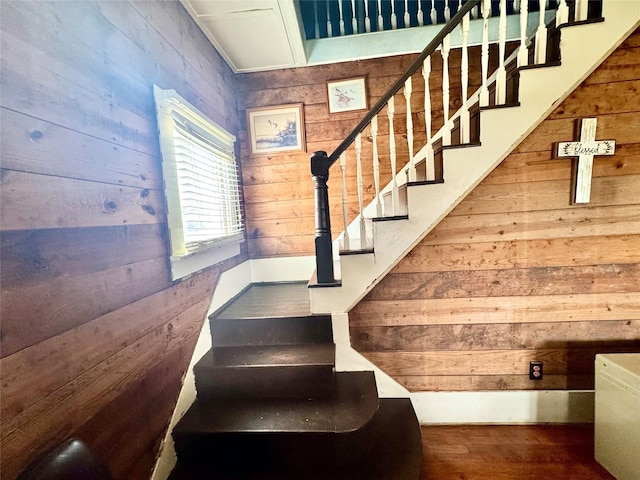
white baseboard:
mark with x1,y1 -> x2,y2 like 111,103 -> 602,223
411,390 -> 595,425
249,256 -> 315,283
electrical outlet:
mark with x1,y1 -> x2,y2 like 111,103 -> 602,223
529,361 -> 543,380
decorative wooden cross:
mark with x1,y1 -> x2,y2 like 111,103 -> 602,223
557,118 -> 615,204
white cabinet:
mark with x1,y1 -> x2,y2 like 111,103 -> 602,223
595,354 -> 640,480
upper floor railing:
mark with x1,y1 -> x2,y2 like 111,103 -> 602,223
297,0 -> 566,40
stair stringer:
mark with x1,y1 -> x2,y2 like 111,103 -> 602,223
310,2 -> 640,315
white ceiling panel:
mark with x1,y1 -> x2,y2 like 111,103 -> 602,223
181,0 -> 307,73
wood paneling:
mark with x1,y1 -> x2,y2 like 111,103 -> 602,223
0,1 -> 245,478
350,29 -> 640,392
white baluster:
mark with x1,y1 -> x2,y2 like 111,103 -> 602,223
556,0 -> 569,25
378,0 -> 384,30
364,0 -> 372,32
460,12 -> 471,143
371,116 -> 382,216
422,56 -> 435,180
355,133 -> 366,248
338,0 -> 346,36
471,2 -> 479,19
513,0 -> 520,12
391,0 -> 398,29
404,0 -> 411,27
340,151 -> 350,250
496,0 -> 507,105
430,0 -> 437,25
518,0 -> 529,67
479,0 -> 490,107
444,0 -> 450,21
314,0 -> 321,39
441,34 -> 452,146
404,77 -> 416,181
417,0 -> 424,26
351,0 -> 358,33
387,96 -> 399,214
327,1 -> 333,37
534,0 -> 547,64
575,0 -> 589,21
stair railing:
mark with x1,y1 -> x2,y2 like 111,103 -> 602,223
299,0 -> 526,40
299,0 -> 577,41
310,0 -> 578,285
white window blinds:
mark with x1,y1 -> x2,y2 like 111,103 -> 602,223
171,112 -> 243,248
154,86 -> 244,263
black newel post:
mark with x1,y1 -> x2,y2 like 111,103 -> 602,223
311,151 -> 335,284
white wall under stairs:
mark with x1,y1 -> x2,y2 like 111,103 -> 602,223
310,1 -> 640,315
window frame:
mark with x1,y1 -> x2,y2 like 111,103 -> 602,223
154,85 -> 244,280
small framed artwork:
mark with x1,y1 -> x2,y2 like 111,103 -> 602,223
327,77 -> 367,114
246,103 -> 306,155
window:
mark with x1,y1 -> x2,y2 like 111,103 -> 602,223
154,86 -> 244,279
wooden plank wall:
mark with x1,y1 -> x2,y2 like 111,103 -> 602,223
235,44 -> 504,257
0,2 -> 245,478
350,28 -> 640,392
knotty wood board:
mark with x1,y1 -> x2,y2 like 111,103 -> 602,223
481,144 -> 640,185
514,112 -> 640,153
350,292 -> 640,327
248,235 -> 317,257
548,80 -> 640,118
397,235 -> 640,272
419,204 -> 640,245
363,346 -> 639,377
351,320 -> 640,352
1,169 -> 165,231
449,174 -> 640,215
1,224 -> 167,288
360,263 -> 640,300
1,109 -> 163,190
1,256 -> 171,357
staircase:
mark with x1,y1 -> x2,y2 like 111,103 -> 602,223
168,283 -> 423,479
308,0 -> 640,314
165,2 -> 639,478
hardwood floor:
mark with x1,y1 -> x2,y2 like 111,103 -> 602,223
420,424 -> 615,480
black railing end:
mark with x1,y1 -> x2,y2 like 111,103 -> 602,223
311,150 -> 330,177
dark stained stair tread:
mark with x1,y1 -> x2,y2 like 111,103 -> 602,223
168,398 -> 422,480
200,344 -> 335,368
214,282 -> 311,320
174,371 -> 378,435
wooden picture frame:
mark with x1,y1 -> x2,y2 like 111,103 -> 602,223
327,77 -> 367,114
246,104 -> 306,155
